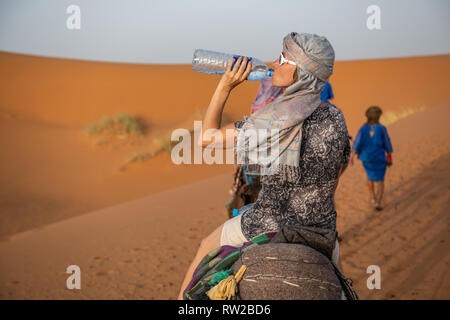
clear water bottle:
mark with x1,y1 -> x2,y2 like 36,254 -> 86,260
192,49 -> 273,81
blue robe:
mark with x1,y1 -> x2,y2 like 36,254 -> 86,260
352,123 -> 393,181
320,82 -> 334,103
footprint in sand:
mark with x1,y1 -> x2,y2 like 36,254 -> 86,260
88,256 -> 112,270
92,256 -> 109,261
89,256 -> 110,267
425,201 -> 436,209
184,235 -> 200,240
129,246 -> 149,254
197,219 -> 206,225
168,245 -> 183,252
6,280 -> 20,286
96,270 -> 115,276
388,264 -> 407,274
382,253 -> 392,261
119,258 -> 139,265
425,193 -> 439,200
385,291 -> 397,299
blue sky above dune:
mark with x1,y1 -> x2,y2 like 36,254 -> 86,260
0,0 -> 449,64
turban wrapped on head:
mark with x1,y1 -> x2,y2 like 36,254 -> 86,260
235,32 -> 336,182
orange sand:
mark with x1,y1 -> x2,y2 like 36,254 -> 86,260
0,51 -> 449,299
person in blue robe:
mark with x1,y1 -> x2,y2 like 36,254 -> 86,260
320,81 -> 334,103
350,106 -> 393,211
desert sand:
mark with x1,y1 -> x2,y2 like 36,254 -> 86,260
0,51 -> 449,299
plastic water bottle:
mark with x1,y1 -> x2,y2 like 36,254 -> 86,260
192,49 -> 273,81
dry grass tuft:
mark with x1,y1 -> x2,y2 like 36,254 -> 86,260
83,113 -> 144,139
83,112 -> 146,149
381,105 -> 427,127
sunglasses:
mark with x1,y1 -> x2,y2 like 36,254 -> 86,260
278,52 -> 297,66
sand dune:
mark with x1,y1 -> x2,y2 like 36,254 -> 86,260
0,103 -> 448,299
1,52 -> 449,241
1,51 -> 449,133
0,51 -> 449,299
0,106 -> 234,239
0,173 -> 231,299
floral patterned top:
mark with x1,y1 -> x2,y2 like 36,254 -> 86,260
235,103 -> 351,240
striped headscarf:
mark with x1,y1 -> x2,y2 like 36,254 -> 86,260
235,32 -> 335,180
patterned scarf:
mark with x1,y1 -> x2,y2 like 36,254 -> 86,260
250,77 -> 285,114
235,32 -> 335,181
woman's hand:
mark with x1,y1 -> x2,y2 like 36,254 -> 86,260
386,153 -> 393,167
219,56 -> 252,91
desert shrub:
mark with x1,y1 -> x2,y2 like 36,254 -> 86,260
83,113 -> 144,138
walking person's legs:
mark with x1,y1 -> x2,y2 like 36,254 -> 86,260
374,181 -> 384,210
367,180 -> 376,205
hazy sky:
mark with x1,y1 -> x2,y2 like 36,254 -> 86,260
0,0 -> 449,64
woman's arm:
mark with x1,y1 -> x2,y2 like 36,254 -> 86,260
382,126 -> 393,153
200,122 -> 239,149
197,57 -> 252,149
382,126 -> 393,166
199,83 -> 235,149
